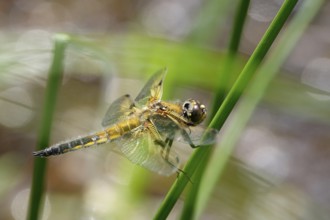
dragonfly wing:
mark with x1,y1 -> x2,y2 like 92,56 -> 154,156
151,114 -> 178,140
150,114 -> 218,147
178,126 -> 218,147
102,94 -> 136,127
135,68 -> 167,106
111,127 -> 180,176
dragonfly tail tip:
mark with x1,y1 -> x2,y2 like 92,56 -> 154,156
33,150 -> 45,157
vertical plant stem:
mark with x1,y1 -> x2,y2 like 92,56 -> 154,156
180,0 -> 250,219
27,34 -> 69,220
195,0 -> 324,217
212,0 -> 250,111
153,0 -> 298,219
227,0 -> 250,53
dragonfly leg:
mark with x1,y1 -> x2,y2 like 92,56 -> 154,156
145,118 -> 168,153
175,168 -> 193,183
164,114 -> 201,148
153,137 -> 176,165
163,137 -> 192,182
161,137 -> 173,161
151,134 -> 192,181
145,119 -> 183,175
180,129 -> 197,148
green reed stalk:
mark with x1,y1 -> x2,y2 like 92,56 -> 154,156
195,0 -> 324,218
154,0 -> 298,219
180,0 -> 250,219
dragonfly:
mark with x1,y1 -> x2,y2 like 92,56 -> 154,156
33,68 -> 217,176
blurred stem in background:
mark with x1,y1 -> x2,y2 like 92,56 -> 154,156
180,0 -> 250,219
212,0 -> 251,111
27,34 -> 69,220
154,0 -> 299,219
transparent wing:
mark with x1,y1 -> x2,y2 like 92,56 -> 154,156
135,68 -> 167,106
179,126 -> 218,147
102,94 -> 135,127
150,114 -> 218,147
111,127 -> 180,176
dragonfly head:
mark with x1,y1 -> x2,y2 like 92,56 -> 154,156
182,99 -> 207,126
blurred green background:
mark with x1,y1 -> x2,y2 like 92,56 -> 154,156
0,0 -> 329,219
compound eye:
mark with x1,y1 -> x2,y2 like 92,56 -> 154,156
183,101 -> 192,111
182,99 -> 207,126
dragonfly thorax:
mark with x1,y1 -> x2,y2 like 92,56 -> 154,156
182,99 -> 207,126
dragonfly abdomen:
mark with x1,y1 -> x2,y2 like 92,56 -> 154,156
33,117 -> 142,157
33,132 -> 111,157
106,117 -> 141,138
